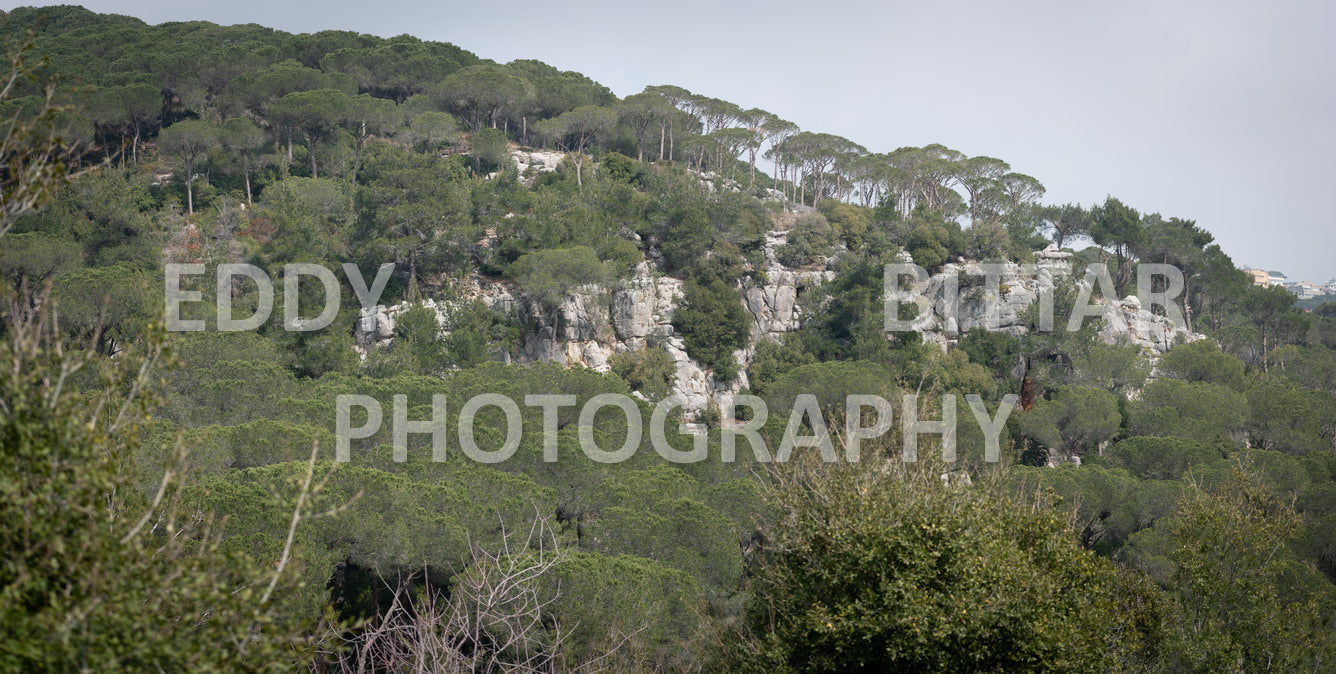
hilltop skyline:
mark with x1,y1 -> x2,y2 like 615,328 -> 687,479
17,0 -> 1336,280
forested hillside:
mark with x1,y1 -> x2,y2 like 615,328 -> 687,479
1,5 -> 1335,671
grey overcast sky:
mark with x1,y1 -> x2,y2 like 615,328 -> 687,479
25,0 -> 1336,281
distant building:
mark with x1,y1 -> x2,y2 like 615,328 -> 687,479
1268,271 -> 1288,287
1288,281 -> 1326,301
1244,268 -> 1270,287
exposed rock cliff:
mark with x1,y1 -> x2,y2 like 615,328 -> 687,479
355,239 -> 1201,413
901,244 -> 1201,353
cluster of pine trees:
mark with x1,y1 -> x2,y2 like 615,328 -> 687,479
1,5 -> 1335,671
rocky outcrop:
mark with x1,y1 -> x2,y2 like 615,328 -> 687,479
508,149 -> 566,184
1097,294 -> 1200,353
354,240 -> 1202,411
901,244 -> 1202,353
354,228 -> 832,414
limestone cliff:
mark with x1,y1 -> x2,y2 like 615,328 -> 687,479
355,236 -> 1200,413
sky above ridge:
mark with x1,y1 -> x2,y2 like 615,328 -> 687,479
24,0 -> 1336,281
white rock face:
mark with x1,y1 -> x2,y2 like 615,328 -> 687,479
353,230 -> 833,415
1097,295 -> 1200,352
900,244 -> 1203,353
690,169 -> 743,193
510,149 -> 565,183
353,241 -> 1203,412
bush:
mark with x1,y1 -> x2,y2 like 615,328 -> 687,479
747,336 -> 816,395
609,348 -> 676,400
600,151 -> 649,185
1018,385 -> 1122,458
469,127 -> 509,173
733,458 -> 1131,671
0,300 -> 326,671
777,212 -> 835,267
505,246 -> 610,307
816,200 -> 870,249
1121,465 -> 1336,671
1104,436 -> 1225,480
671,273 -> 750,381
1127,379 -> 1247,444
1158,339 -> 1247,390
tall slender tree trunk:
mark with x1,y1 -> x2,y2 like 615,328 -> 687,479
408,248 -> 417,298
658,122 -> 665,161
571,145 -> 582,192
1184,278 -> 1194,333
185,159 -> 195,215
243,159 -> 253,205
353,122 -> 366,186
308,134 -> 318,178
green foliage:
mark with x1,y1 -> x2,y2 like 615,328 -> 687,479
389,303 -> 451,375
1013,464 -> 1182,555
777,211 -> 836,267
505,245 -> 609,307
51,263 -> 158,350
268,88 -> 353,177
7,9 -> 1336,671
442,299 -> 518,368
1037,203 -> 1090,249
0,303 -> 326,671
1121,463 -> 1336,670
609,348 -> 676,400
141,419 -> 334,480
506,59 -> 614,119
1063,341 -> 1148,393
761,360 -> 896,427
815,199 -> 871,249
1158,339 -> 1247,390
671,272 -> 751,381
537,552 -> 708,671
375,300 -> 515,375
433,64 -> 531,131
0,231 -> 81,287
319,36 -> 474,102
353,143 -> 475,288
250,176 -> 354,266
402,110 -> 458,150
958,327 -> 1022,376
14,169 -> 157,269
1245,374 -> 1331,455
469,127 -> 509,173
1101,436 -> 1226,480
1018,385 -> 1122,457
747,336 -> 817,395
596,153 -> 646,191
582,497 -> 743,589
1089,196 -> 1142,292
736,459 -> 1130,672
795,251 -> 902,364
1127,378 -> 1246,444
157,119 -> 220,212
